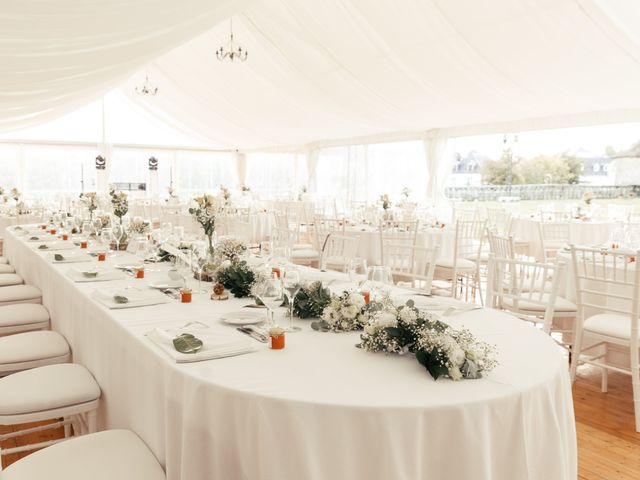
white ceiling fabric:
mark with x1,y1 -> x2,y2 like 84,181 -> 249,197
0,0 -> 248,131
5,0 -> 640,150
117,0 -> 640,150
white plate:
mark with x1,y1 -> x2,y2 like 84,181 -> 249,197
220,310 -> 266,325
148,281 -> 183,289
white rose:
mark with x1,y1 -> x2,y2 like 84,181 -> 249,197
364,325 -> 376,335
348,292 -> 365,308
450,347 -> 466,367
341,304 -> 359,320
399,308 -> 417,324
340,320 -> 351,330
448,366 -> 463,381
322,306 -> 336,323
377,311 -> 398,328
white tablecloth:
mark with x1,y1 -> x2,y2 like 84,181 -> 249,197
511,217 -> 620,260
0,214 -> 40,235
5,227 -> 576,480
346,225 -> 454,265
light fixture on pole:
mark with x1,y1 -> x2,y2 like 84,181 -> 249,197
135,66 -> 158,96
216,18 -> 248,62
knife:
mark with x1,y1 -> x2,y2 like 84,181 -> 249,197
236,327 -> 268,343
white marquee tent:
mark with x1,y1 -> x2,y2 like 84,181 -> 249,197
4,0 -> 640,198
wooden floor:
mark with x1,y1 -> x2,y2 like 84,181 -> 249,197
1,367 -> 639,478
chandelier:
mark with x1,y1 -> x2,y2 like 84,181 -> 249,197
135,67 -> 158,96
216,19 -> 248,62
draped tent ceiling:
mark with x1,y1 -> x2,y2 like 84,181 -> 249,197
4,0 -> 640,151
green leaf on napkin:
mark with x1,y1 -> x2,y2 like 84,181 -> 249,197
38,244 -> 49,250
54,254 -> 64,261
30,236 -> 39,240
82,271 -> 99,278
113,295 -> 129,304
173,333 -> 203,354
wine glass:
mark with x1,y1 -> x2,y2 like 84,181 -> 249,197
367,265 -> 393,298
282,268 -> 301,332
259,240 -> 273,262
347,257 -> 368,287
81,220 -> 92,236
92,217 -> 103,237
192,243 -> 209,294
256,273 -> 284,327
174,252 -> 193,290
111,224 -> 125,254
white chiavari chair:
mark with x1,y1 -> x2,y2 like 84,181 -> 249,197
434,220 -> 486,302
537,221 -> 570,261
486,255 -> 576,339
383,243 -> 439,293
540,210 -> 571,222
570,245 -> 640,431
320,234 -> 358,272
486,207 -> 511,235
487,230 -> 516,260
378,220 -> 419,265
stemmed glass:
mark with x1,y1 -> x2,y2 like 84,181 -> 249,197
256,273 -> 284,327
347,258 -> 368,287
92,217 -> 103,237
174,252 -> 193,290
282,268 -> 301,332
367,265 -> 393,299
259,240 -> 273,263
192,243 -> 209,293
111,223 -> 125,255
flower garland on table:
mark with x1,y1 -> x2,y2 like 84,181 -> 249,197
109,188 -> 129,223
292,281 -> 332,318
216,260 -> 265,298
189,194 -> 218,255
79,192 -> 99,220
357,299 -> 498,381
311,291 -> 368,332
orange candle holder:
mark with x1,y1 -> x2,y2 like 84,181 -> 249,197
80,241 -> 88,249
62,234 -> 68,241
269,327 -> 285,350
135,268 -> 145,279
362,291 -> 371,304
40,224 -> 47,230
50,228 -> 57,235
271,267 -> 281,279
97,252 -> 106,262
181,289 -> 192,303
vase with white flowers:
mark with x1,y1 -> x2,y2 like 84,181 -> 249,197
189,194 -> 218,256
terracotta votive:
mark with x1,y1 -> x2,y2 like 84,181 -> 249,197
362,291 -> 371,304
181,289 -> 192,303
269,327 -> 285,350
80,241 -> 88,249
50,228 -> 57,235
62,234 -> 68,241
97,252 -> 106,262
135,268 -> 145,279
271,267 -> 281,279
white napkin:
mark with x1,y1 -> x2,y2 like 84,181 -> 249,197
92,288 -> 170,309
34,242 -> 77,251
67,268 -> 125,283
147,328 -> 257,363
48,252 -> 92,263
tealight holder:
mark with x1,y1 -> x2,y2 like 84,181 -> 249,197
50,228 -> 57,235
211,282 -> 229,300
80,241 -> 88,249
269,327 -> 285,350
181,288 -> 192,303
135,267 -> 145,279
97,252 -> 106,262
362,290 -> 371,304
62,233 -> 69,241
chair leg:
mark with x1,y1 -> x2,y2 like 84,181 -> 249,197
601,367 -> 608,393
86,410 -> 98,433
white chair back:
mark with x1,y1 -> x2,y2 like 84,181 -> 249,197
383,242 -> 440,293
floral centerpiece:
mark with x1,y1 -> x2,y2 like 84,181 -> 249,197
215,238 -> 247,262
220,185 -> 232,208
129,218 -> 150,235
358,299 -> 498,381
297,185 -> 308,201
10,187 -> 21,202
380,193 -> 391,210
79,192 -> 99,221
216,260 -> 261,298
109,188 -> 129,224
293,281 -> 332,318
582,191 -> 594,206
311,291 -> 367,332
168,185 -> 177,198
189,194 -> 218,256
401,187 -> 411,201
241,185 -> 251,193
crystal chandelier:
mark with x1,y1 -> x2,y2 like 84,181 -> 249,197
135,66 -> 158,96
216,19 -> 248,62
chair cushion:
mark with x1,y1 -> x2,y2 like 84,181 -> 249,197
291,249 -> 319,259
0,364 -> 100,416
1,429 -> 166,480
583,313 -> 639,340
502,294 -> 577,312
0,331 -> 69,367
0,304 -> 50,328
0,285 -> 42,305
293,243 -> 314,250
435,258 -> 477,270
0,257 -> 8,264
0,264 -> 16,274
0,274 -> 24,287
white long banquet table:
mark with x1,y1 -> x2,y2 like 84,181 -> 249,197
4,227 -> 577,480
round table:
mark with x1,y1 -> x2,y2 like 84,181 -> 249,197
4,226 -> 577,480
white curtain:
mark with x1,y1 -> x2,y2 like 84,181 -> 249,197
306,149 -> 320,191
423,134 -> 453,204
0,0 -> 249,132
233,151 -> 248,188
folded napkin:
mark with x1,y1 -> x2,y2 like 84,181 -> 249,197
92,288 -> 170,309
48,252 -> 92,263
67,268 -> 125,282
147,328 -> 257,363
26,235 -> 56,242
34,242 -> 77,251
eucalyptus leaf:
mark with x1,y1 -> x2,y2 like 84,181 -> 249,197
38,244 -> 49,250
82,271 -> 99,278
30,236 -> 39,240
54,254 -> 64,261
173,333 -> 203,354
113,295 -> 129,304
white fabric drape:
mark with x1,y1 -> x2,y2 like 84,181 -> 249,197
305,149 -> 320,191
0,0 -> 249,132
232,151 -> 248,188
117,0 -> 640,150
423,134 -> 452,204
